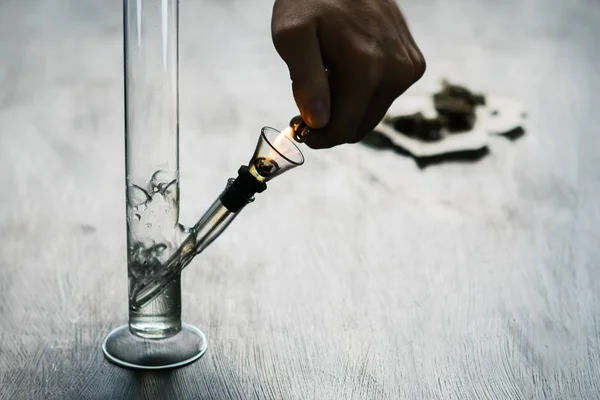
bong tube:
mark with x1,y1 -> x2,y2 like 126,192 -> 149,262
130,191 -> 240,309
130,173 -> 263,309
123,0 -> 183,339
130,126 -> 305,309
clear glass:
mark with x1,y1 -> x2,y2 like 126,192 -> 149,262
103,0 -> 206,370
130,183 -> 241,309
249,127 -> 305,181
129,127 -> 305,309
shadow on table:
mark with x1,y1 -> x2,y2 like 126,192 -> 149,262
131,364 -> 240,400
361,129 -> 527,169
134,370 -> 176,399
75,356 -> 239,400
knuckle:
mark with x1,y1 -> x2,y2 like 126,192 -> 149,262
411,48 -> 427,80
272,19 -> 310,49
354,43 -> 385,63
386,47 -> 426,95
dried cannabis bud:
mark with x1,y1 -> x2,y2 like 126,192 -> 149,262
432,80 -> 486,132
437,80 -> 486,107
384,112 -> 445,142
382,80 -> 488,142
253,157 -> 279,177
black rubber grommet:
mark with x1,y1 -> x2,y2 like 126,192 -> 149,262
219,165 -> 267,212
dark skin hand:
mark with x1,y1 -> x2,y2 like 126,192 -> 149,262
272,0 -> 426,149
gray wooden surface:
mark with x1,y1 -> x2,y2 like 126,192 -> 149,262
1,0 -> 599,399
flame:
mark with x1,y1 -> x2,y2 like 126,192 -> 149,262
249,126 -> 296,181
265,126 -> 294,161
281,126 -> 294,139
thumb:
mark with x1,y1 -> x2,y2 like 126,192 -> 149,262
272,23 -> 330,129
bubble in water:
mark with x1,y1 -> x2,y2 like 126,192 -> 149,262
155,243 -> 167,254
161,179 -> 178,197
127,185 -> 152,207
150,170 -> 172,191
127,172 -> 185,308
151,170 -> 168,183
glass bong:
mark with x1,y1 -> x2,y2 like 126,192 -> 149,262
102,0 -> 312,369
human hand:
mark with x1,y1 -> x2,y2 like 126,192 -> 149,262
272,0 -> 426,149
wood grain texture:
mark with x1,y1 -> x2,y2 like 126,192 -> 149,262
1,0 -> 599,399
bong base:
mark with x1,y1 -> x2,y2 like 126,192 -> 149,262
102,323 -> 207,370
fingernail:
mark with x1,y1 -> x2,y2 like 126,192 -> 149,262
306,100 -> 329,129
